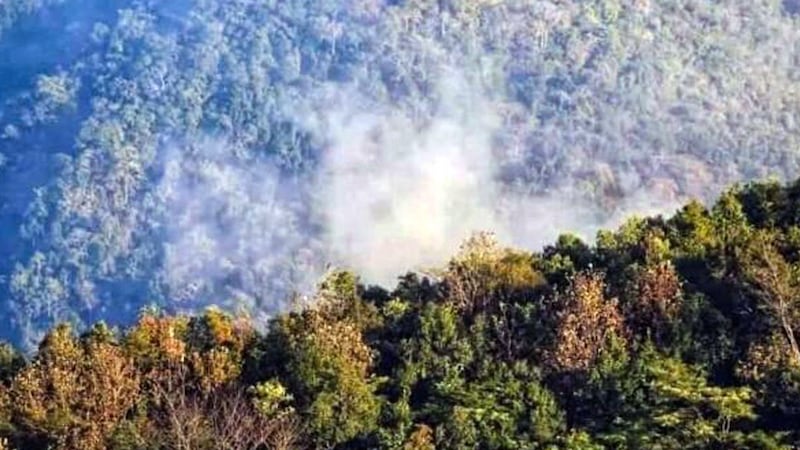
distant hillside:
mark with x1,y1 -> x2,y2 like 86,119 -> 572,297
2,0 -> 800,347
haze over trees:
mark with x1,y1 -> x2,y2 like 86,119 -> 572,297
3,1 -> 800,447
3,0 -> 800,348
1,180 -> 800,448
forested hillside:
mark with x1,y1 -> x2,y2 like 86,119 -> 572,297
2,179 -> 800,448
3,0 -> 800,348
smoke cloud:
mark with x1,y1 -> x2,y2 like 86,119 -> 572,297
158,138 -> 320,314
308,73 -> 507,284
159,67 -> 685,301
305,70 -> 684,285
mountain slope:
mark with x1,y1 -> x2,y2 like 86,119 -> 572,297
2,0 -> 800,346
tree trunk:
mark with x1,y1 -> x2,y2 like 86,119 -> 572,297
781,312 -> 800,365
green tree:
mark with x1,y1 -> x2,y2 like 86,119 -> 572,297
272,308 -> 382,447
0,344 -> 23,385
595,345 -> 766,449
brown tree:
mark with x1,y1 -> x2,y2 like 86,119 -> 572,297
149,372 -> 299,450
548,271 -> 627,372
121,310 -> 298,450
11,324 -> 139,450
624,261 -> 682,345
403,424 -> 436,450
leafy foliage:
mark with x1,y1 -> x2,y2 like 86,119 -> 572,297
3,0 -> 800,348
4,180 -> 800,447
3,0 -> 800,447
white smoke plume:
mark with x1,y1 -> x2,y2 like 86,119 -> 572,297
157,138 -> 320,314
301,70 -> 683,285
158,67 -> 685,305
308,72 -> 508,284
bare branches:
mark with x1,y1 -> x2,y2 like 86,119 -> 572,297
743,231 -> 800,365
149,367 -> 300,450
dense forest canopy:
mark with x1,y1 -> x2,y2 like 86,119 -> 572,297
2,179 -> 800,448
2,0 -> 800,349
4,1 -> 800,448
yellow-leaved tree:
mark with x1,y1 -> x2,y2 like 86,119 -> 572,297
11,323 -> 139,450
